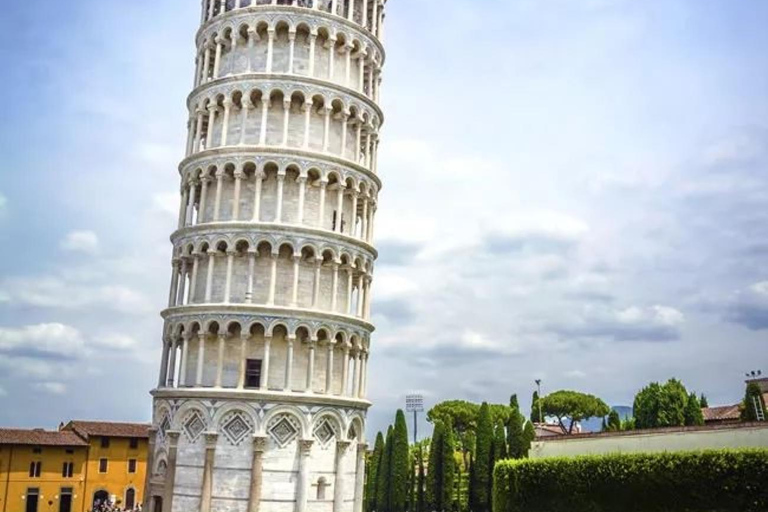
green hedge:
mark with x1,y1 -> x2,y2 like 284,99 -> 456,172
493,449 -> 768,512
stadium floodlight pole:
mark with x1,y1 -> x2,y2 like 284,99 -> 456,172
535,379 -> 543,424
406,394 -> 424,444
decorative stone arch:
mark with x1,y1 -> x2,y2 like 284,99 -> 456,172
261,405 -> 309,440
312,409 -> 343,448
347,413 -> 365,442
213,405 -> 258,446
175,403 -> 210,443
266,320 -> 292,338
153,450 -> 169,478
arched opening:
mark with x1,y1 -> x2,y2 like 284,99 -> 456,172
124,488 -> 136,510
92,490 -> 110,510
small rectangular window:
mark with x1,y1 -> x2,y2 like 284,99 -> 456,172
29,461 -> 41,478
32,447 -> 42,454
100,437 -> 110,449
246,359 -> 262,389
61,462 -> 74,478
99,458 -> 108,473
65,449 -> 74,454
128,459 -> 137,474
129,438 -> 139,450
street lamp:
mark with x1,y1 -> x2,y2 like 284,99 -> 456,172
406,394 -> 424,444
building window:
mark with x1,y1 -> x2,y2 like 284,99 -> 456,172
100,437 -> 110,449
61,462 -> 74,478
316,477 -> 329,501
246,359 -> 262,389
28,461 -> 42,478
129,438 -> 139,450
65,449 -> 74,454
59,488 -> 73,512
25,488 -> 40,512
32,447 -> 42,454
128,459 -> 137,474
99,458 -> 108,473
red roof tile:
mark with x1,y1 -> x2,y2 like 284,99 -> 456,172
0,429 -> 87,447
702,405 -> 741,422
63,421 -> 150,440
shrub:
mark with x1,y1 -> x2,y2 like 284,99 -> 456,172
493,449 -> 768,512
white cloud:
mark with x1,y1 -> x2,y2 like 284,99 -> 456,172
93,334 -> 138,350
34,382 -> 67,395
0,277 -> 152,314
0,323 -> 85,357
60,230 -> 100,254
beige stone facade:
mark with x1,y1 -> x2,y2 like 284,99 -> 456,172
146,2 -> 387,512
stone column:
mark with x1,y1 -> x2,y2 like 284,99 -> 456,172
247,437 -> 268,512
246,250 -> 257,303
265,28 -> 276,73
200,433 -> 218,512
323,106 -> 332,152
353,442 -> 367,512
291,255 -> 301,307
224,250 -> 235,303
196,334 -> 206,386
238,333 -> 249,389
220,98 -> 232,146
297,176 -> 307,224
288,30 -> 297,74
275,173 -> 286,222
335,186 -> 344,233
213,169 -> 225,221
168,259 -> 180,308
252,171 -> 264,222
142,428 -> 158,511
232,169 -> 244,220
176,258 -> 188,306
306,341 -> 316,393
333,441 -> 350,512
268,254 -> 278,305
341,346 -> 350,396
285,336 -> 295,391
240,100 -> 251,145
296,440 -> 314,512
215,334 -> 226,387
308,33 -> 317,77
318,181 -> 327,228
158,338 -> 170,388
331,263 -> 340,312
199,177 -> 210,224
178,334 -> 190,387
302,99 -> 313,149
312,259 -> 322,308
282,99 -> 291,147
259,99 -> 270,146
262,337 -> 272,390
325,342 -> 334,394
205,251 -> 217,302
206,104 -> 218,149
166,339 -> 178,388
163,431 -> 180,512
189,253 -> 200,303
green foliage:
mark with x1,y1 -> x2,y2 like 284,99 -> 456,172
428,420 -> 455,512
684,392 -> 705,426
391,410 -> 410,512
699,393 -> 709,408
540,390 -> 610,434
509,394 -> 519,411
634,379 -> 693,429
530,391 -> 541,424
492,421 -> 508,461
742,382 -> 767,422
470,403 -> 493,512
522,421 -> 535,457
366,432 -> 385,512
606,410 -> 622,431
377,427 -> 393,512
493,450 -> 768,512
506,407 -> 526,459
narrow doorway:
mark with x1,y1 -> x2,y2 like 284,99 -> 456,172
59,488 -> 73,512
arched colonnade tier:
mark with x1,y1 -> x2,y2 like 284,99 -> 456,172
185,79 -> 382,170
176,156 -> 380,243
158,314 -> 371,399
200,0 -> 387,42
167,231 -> 375,319
195,12 -> 384,98
149,399 -> 367,512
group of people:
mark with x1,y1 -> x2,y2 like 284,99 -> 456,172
90,499 -> 142,512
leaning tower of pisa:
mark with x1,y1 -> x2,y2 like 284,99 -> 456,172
144,1 -> 386,512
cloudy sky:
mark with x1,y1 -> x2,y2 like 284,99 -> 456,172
0,0 -> 766,439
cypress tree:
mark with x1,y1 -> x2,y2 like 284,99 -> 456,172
684,393 -> 704,426
530,391 -> 541,424
471,402 -> 493,512
427,422 -> 443,512
506,407 -> 525,459
442,418 -> 456,512
367,432 -> 385,512
493,420 -> 507,461
509,394 -> 519,411
417,446 -> 426,512
377,426 -> 394,512
522,421 -> 535,458
391,410 -> 410,512
700,393 -> 709,408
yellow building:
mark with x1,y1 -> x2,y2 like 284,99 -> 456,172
0,428 -> 88,512
60,422 -> 149,512
0,422 -> 149,512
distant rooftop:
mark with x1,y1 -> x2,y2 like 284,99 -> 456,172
62,420 -> 151,440
0,428 -> 87,447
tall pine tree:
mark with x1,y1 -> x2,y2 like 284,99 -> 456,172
507,406 -> 525,459
428,420 -> 455,512
377,426 -> 394,512
367,432 -> 385,512
391,410 -> 410,512
470,402 -> 493,512
441,419 -> 456,512
530,391 -> 541,423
